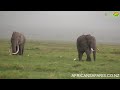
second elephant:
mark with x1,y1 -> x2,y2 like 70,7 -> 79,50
76,34 -> 96,61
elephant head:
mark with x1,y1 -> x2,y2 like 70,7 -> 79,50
10,32 -> 26,55
77,34 -> 96,61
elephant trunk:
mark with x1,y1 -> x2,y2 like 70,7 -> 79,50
11,45 -> 19,55
9,45 -> 18,55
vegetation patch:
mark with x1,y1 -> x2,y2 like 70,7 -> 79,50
0,40 -> 120,79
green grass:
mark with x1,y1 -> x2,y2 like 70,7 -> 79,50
0,39 -> 120,79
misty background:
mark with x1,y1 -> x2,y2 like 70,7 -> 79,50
0,11 -> 120,43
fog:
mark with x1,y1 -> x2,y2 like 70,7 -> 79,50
0,11 -> 120,43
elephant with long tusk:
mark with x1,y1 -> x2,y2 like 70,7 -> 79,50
10,32 -> 26,55
76,34 -> 97,61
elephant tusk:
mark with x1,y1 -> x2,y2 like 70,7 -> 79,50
12,45 -> 19,55
91,48 -> 94,52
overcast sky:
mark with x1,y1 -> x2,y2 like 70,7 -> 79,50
0,11 -> 120,43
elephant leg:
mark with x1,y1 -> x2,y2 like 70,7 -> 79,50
85,50 -> 91,61
93,51 -> 96,61
22,45 -> 24,55
19,45 -> 23,55
78,51 -> 84,61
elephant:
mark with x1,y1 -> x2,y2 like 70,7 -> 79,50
10,32 -> 26,55
76,34 -> 96,61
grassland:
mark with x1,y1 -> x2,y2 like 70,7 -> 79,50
0,39 -> 120,79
